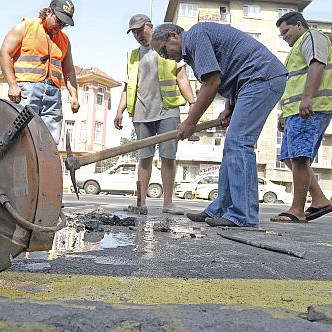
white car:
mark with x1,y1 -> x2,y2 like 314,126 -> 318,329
175,176 -> 219,200
76,163 -> 163,198
193,177 -> 290,203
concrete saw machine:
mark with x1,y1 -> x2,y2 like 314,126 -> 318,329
0,99 -> 64,272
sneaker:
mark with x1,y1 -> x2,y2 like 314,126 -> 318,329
186,211 -> 209,222
205,217 -> 239,227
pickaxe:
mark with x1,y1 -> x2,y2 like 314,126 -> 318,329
65,118 -> 222,199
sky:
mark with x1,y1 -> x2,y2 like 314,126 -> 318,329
0,0 -> 331,145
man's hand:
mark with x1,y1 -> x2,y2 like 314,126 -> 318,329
277,116 -> 285,132
299,96 -> 314,119
70,96 -> 80,113
176,118 -> 196,141
8,84 -> 26,103
219,108 -> 232,129
114,111 -> 123,130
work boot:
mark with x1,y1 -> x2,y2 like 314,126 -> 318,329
186,211 -> 209,222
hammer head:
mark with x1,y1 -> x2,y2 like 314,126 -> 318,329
65,131 -> 80,200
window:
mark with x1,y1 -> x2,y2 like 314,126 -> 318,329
243,5 -> 261,18
275,112 -> 285,169
94,122 -> 103,143
179,3 -> 198,17
182,165 -> 198,181
97,85 -> 105,106
66,91 -> 71,103
80,121 -> 87,142
313,153 -> 319,164
309,24 -> 318,29
186,65 -> 196,80
278,8 -> 295,18
247,32 -> 261,41
65,120 -> 75,146
214,137 -> 222,146
83,84 -> 89,104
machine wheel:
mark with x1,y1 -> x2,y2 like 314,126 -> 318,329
208,189 -> 218,201
147,184 -> 163,198
184,191 -> 193,200
84,181 -> 100,195
263,191 -> 277,204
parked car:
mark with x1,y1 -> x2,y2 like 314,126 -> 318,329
175,175 -> 219,200
192,177 -> 290,203
76,163 -> 163,198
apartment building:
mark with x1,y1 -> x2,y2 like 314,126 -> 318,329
0,66 -> 121,189
165,0 -> 332,191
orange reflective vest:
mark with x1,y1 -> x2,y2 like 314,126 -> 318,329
13,18 -> 68,88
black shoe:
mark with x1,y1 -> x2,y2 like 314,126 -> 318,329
187,211 -> 209,222
205,217 -> 239,227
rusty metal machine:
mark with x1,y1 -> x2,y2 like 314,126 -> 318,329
0,99 -> 64,272
0,96 -> 221,272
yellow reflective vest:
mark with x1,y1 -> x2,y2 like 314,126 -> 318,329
280,30 -> 332,117
126,48 -> 186,116
13,18 -> 68,89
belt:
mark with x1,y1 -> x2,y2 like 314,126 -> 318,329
42,79 -> 57,86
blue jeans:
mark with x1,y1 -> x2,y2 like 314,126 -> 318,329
205,75 -> 287,227
18,81 -> 63,144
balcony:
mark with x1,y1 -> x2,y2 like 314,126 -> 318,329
198,10 -> 231,24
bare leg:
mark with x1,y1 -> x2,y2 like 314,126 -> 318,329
138,157 -> 153,207
284,158 -> 330,209
161,157 -> 176,209
287,157 -> 311,220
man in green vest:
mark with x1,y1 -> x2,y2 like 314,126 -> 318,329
271,12 -> 332,223
114,14 -> 195,215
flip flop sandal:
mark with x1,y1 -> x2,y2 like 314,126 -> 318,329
270,212 -> 307,223
305,205 -> 332,221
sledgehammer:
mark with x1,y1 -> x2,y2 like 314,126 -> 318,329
66,118 -> 222,199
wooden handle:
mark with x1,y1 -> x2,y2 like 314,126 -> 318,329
78,118 -> 221,167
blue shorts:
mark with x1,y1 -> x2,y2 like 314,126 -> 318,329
280,112 -> 332,162
133,117 -> 180,160
19,81 -> 62,145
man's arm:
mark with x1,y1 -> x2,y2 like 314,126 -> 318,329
0,21 -> 25,103
176,66 -> 195,104
114,84 -> 127,129
62,40 -> 80,113
299,60 -> 325,119
177,71 -> 221,140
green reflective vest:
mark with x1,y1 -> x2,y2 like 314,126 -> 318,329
280,30 -> 332,118
126,48 -> 186,116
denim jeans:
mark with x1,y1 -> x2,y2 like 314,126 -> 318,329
18,81 -> 63,144
205,75 -> 287,227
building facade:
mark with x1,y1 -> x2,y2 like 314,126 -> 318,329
165,0 -> 332,192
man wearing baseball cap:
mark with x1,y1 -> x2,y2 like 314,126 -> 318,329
114,14 -> 195,215
0,0 -> 79,145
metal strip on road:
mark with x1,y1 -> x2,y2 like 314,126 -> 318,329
1,272 -> 332,313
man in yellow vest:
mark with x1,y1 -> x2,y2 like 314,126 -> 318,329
271,12 -> 332,223
0,0 -> 79,145
114,14 -> 195,215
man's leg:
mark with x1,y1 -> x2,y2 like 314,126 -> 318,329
284,158 -> 330,210
133,122 -> 157,209
272,112 -> 332,222
138,157 -> 153,208
207,75 -> 287,227
160,157 -> 176,209
40,84 -> 62,145
157,117 -> 182,212
287,157 -> 311,220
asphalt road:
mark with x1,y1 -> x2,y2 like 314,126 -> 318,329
1,194 -> 332,331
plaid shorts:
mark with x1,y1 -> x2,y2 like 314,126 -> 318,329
280,112 -> 332,162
